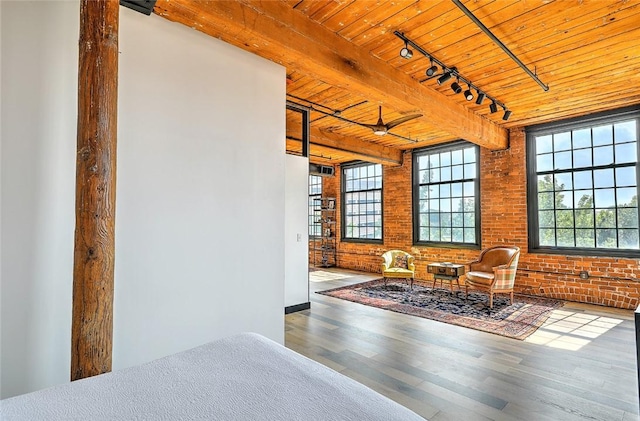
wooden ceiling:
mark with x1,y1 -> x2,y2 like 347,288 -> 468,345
154,0 -> 640,166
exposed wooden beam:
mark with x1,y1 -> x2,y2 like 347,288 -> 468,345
71,0 -> 119,381
286,123 -> 402,166
154,0 -> 508,150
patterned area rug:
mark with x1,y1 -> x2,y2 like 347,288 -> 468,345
318,279 -> 564,340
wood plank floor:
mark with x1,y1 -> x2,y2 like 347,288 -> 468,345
285,268 -> 639,421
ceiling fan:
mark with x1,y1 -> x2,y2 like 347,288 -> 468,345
360,106 -> 423,136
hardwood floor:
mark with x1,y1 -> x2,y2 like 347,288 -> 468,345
285,268 -> 639,421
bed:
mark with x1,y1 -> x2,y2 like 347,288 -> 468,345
0,332 -> 425,420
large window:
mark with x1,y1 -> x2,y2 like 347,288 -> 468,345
413,141 -> 480,247
309,175 -> 323,238
527,107 -> 640,256
342,162 -> 383,242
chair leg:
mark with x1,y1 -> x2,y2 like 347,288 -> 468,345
509,291 -> 514,304
464,285 -> 468,299
489,293 -> 493,309
410,278 -> 414,290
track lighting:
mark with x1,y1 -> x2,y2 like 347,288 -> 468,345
394,31 -> 510,119
437,71 -> 452,85
426,59 -> 438,77
399,42 -> 413,59
464,84 -> 474,101
451,78 -> 462,94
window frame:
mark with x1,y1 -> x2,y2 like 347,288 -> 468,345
412,140 -> 481,248
308,174 -> 323,238
526,106 -> 640,257
340,161 -> 383,243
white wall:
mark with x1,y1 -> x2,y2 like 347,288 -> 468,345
284,155 -> 309,308
1,1 -> 285,398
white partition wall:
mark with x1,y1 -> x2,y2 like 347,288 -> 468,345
1,2 -> 285,398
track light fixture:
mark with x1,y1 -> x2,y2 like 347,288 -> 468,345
451,78 -> 462,94
426,59 -> 438,77
399,42 -> 413,59
437,71 -> 452,85
502,107 -> 512,121
394,31 -> 511,120
464,84 -> 474,101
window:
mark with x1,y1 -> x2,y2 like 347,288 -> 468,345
342,162 -> 383,241
309,175 -> 323,238
413,141 -> 480,247
527,107 -> 640,256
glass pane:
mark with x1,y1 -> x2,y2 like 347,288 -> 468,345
375,164 -> 382,176
616,167 -> 636,187
440,213 -> 452,227
440,198 -> 451,212
556,209 -> 574,228
451,183 -> 463,197
554,151 -> 572,170
429,154 -> 440,168
451,212 -> 463,227
538,192 -> 554,210
538,175 -> 554,192
596,229 -> 616,248
419,228 -> 428,241
463,198 -> 475,212
615,143 -> 637,164
557,229 -> 575,247
430,186 -> 440,199
464,228 -> 475,243
463,181 -> 475,196
618,207 -> 638,228
538,210 -> 555,228
554,132 -> 571,151
419,186 -> 429,199
617,187 -> 637,206
464,212 -> 475,227
573,148 -> 592,168
419,169 -> 430,184
575,209 -> 594,228
440,166 -> 452,182
537,153 -> 553,172
593,145 -> 614,166
574,170 -> 592,189
593,124 -> 613,146
614,120 -> 636,143
593,168 -> 614,188
431,167 -> 440,183
619,229 -> 639,249
430,228 -> 441,241
451,198 -> 462,212
464,163 -> 476,178
539,229 -> 556,246
576,229 -> 595,247
573,128 -> 591,149
430,213 -> 440,225
440,184 -> 451,197
440,151 -> 451,166
575,190 -> 593,208
441,228 -> 452,242
595,209 -> 616,228
536,135 -> 553,154
452,228 -> 464,242
464,147 -> 475,163
418,155 -> 429,170
558,190 -> 573,208
452,165 -> 463,180
594,189 -> 615,208
451,149 -> 463,165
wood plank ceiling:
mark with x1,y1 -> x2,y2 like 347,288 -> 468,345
154,0 -> 640,166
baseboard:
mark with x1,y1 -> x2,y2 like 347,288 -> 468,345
285,302 -> 311,314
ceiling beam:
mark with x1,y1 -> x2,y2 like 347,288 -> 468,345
154,0 -> 508,150
287,123 -> 403,166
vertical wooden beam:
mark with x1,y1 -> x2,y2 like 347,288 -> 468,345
71,0 -> 119,381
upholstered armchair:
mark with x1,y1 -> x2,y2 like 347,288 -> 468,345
465,246 -> 520,308
381,250 -> 416,289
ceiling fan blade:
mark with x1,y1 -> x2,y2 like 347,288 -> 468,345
385,114 -> 423,130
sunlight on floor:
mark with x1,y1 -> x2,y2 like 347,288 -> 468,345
525,309 -> 623,350
309,270 -> 354,282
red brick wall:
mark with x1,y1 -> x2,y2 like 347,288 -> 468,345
315,128 -> 640,310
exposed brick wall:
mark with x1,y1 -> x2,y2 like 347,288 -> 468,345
312,128 -> 640,310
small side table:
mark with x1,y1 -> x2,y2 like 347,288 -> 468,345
427,263 -> 466,291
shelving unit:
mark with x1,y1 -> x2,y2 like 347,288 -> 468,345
312,197 -> 337,268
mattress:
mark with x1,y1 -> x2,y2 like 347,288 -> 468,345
0,332 -> 425,420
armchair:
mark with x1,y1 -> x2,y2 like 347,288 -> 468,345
381,250 -> 415,289
465,246 -> 520,308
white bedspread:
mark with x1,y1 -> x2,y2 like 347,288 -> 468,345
1,332 -> 425,420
